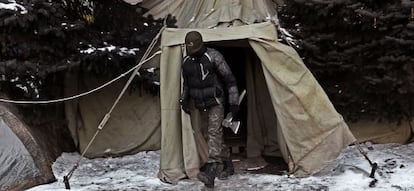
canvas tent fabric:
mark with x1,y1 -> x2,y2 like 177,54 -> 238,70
245,53 -> 286,158
61,0 -> 413,161
0,105 -> 55,191
64,71 -> 161,158
62,0 -> 283,159
140,0 -> 281,28
157,22 -> 356,183
350,120 -> 412,144
58,0 -> 413,185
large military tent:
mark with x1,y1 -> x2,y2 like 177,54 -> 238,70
156,23 -> 357,183
140,0 -> 356,183
63,0 -> 412,184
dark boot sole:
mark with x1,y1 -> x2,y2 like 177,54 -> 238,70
197,172 -> 214,188
217,171 -> 235,180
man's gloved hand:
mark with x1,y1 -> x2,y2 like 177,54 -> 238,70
180,99 -> 190,114
229,105 -> 239,116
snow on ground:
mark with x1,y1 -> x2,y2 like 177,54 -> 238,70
28,143 -> 414,191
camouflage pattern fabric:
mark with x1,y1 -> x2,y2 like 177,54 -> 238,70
199,104 -> 230,163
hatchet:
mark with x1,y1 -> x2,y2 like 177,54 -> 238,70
222,89 -> 246,134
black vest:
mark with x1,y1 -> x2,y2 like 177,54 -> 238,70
182,53 -> 224,110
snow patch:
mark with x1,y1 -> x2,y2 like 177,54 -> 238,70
0,0 -> 27,14
28,144 -> 414,191
80,48 -> 96,54
118,47 -> 139,56
145,67 -> 157,73
98,45 -> 116,52
80,45 -> 139,56
122,0 -> 143,5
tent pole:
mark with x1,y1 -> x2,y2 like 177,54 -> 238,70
354,140 -> 378,187
63,25 -> 166,190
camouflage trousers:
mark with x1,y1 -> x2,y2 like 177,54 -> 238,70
200,104 -> 230,163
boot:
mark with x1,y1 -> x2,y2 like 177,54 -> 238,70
217,159 -> 234,180
197,162 -> 219,188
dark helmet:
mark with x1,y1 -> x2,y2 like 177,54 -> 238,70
185,31 -> 206,56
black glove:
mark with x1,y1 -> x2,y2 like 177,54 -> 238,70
229,105 -> 239,116
180,99 -> 190,114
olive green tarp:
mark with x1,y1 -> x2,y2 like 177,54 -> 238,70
157,22 -> 356,183
64,71 -> 161,158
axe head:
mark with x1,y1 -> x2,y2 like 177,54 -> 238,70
229,121 -> 240,134
222,118 -> 240,134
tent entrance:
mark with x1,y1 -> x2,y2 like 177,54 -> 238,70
212,45 -> 248,154
209,42 -> 288,172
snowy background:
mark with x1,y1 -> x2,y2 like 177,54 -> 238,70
28,143 -> 414,191
2,1 -> 413,191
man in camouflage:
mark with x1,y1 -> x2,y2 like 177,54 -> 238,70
180,31 -> 239,188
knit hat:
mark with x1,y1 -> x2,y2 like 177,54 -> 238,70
185,31 -> 206,56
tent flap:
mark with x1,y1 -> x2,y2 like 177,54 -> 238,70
248,39 -> 356,175
158,45 -> 187,183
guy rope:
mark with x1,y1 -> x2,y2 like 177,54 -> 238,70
63,25 -> 165,189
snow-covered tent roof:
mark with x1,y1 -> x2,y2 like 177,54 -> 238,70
126,0 -> 283,28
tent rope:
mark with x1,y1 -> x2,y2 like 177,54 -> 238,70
0,51 -> 160,104
63,25 -> 166,189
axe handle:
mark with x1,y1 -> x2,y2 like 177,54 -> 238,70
238,89 -> 247,105
225,89 -> 246,120
223,89 -> 246,126
225,112 -> 233,121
